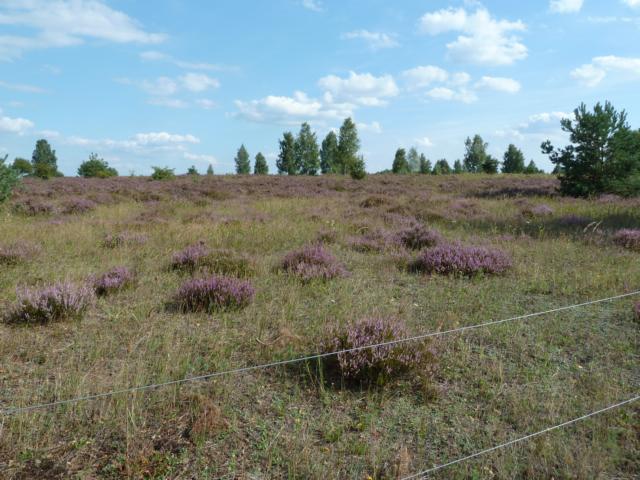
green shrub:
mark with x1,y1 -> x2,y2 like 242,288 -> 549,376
151,166 -> 175,180
77,153 -> 118,178
0,154 -> 20,203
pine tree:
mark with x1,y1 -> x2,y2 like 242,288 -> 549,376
419,153 -> 432,174
481,155 -> 500,174
320,131 -> 339,174
502,144 -> 525,173
523,160 -> 542,174
277,132 -> 297,175
295,122 -> 320,175
186,165 -> 199,175
350,155 -> 367,180
453,159 -> 463,174
254,152 -> 269,175
432,159 -> 451,175
235,144 -> 251,174
31,139 -> 61,179
206,164 -> 214,175
336,118 -> 360,175
392,148 -> 410,174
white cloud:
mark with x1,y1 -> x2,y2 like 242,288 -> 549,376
571,55 -> 640,86
196,99 -> 216,109
401,65 -> 449,89
622,0 -> 640,7
65,131 -> 199,151
342,30 -> 399,50
0,109 -> 34,134
497,111 -> 572,140
418,7 -> 527,66
301,0 -> 323,12
415,137 -> 434,148
525,111 -> 572,125
138,77 -> 178,96
179,73 -> 220,92
318,71 -> 398,106
549,0 -> 584,13
0,0 -> 165,60
475,76 -> 521,93
184,152 -> 217,164
139,50 -> 237,72
148,97 -> 188,108
357,121 -> 382,134
235,91 -> 352,125
425,87 -> 477,103
0,79 -> 45,93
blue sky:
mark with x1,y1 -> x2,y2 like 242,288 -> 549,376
1,0 -> 639,175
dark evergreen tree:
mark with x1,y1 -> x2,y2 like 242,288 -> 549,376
481,155 -> 500,174
432,159 -> 451,175
295,122 -> 320,175
320,131 -> 339,174
392,148 -> 410,174
186,165 -> 199,175
350,155 -> 367,180
453,159 -> 464,174
206,164 -> 214,175
31,139 -> 61,179
277,132 -> 297,175
234,144 -> 251,174
523,160 -> 543,174
502,144 -> 526,173
254,152 -> 269,175
419,153 -> 432,174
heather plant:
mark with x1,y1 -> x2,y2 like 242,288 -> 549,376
348,229 -> 395,253
5,282 -> 94,324
395,223 -> 443,250
322,317 -> 433,385
171,242 -> 210,273
92,266 -> 135,296
103,231 -> 148,248
281,244 -> 348,282
521,204 -> 554,218
171,275 -> 255,312
171,243 -> 255,277
61,197 -> 97,214
0,241 -> 41,265
612,229 -> 640,251
12,198 -> 55,216
411,244 -> 512,276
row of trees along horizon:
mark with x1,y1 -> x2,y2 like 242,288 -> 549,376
1,102 -> 639,198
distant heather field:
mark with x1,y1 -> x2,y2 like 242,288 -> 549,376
1,174 -> 638,479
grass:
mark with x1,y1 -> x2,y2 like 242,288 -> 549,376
0,174 -> 638,479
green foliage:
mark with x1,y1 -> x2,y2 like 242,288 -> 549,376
432,159 -> 451,175
463,135 -> 497,174
336,118 -> 360,175
392,148 -> 410,174
350,155 -> 366,180
481,155 -> 499,174
277,132 -> 297,175
0,154 -> 20,203
150,166 -> 175,180
541,101 -> 640,196
31,139 -> 62,179
12,158 -> 32,177
254,152 -> 269,175
407,147 -> 420,173
235,144 -> 251,174
523,160 -> 543,174
187,165 -> 200,175
206,164 -> 214,175
295,122 -> 320,175
453,159 -> 463,174
419,154 -> 432,174
77,153 -> 118,178
320,131 -> 339,174
502,144 -> 525,173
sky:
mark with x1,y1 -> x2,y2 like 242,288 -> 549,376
0,0 -> 639,175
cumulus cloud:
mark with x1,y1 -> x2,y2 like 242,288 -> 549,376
179,73 -> 220,92
301,0 -> 323,12
401,65 -> 450,90
418,7 -> 527,66
140,51 -> 237,72
147,97 -> 188,108
65,131 -> 199,151
318,71 -> 399,106
549,0 -> 584,13
357,121 -> 383,134
571,55 -> 640,86
415,137 -> 434,148
622,0 -> 640,7
425,87 -> 477,103
475,76 -> 521,93
496,111 -> 572,140
342,30 -> 399,50
196,99 -> 216,109
0,0 -> 165,60
184,152 -> 217,164
0,108 -> 34,134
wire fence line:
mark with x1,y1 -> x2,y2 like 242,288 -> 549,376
2,290 -> 639,417
401,394 -> 640,479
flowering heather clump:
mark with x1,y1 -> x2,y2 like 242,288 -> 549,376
359,195 -> 388,208
0,241 -> 40,265
5,282 -> 94,324
555,214 -> 592,228
522,204 -> 554,218
281,244 -> 348,282
92,266 -> 134,296
411,244 -> 512,276
103,231 -> 148,249
612,229 -> 640,251
348,229 -> 395,253
172,244 -> 254,277
61,197 -> 97,214
12,198 -> 55,216
316,229 -> 338,244
171,275 -> 254,312
323,317 -> 433,384
171,242 -> 210,273
395,223 -> 443,250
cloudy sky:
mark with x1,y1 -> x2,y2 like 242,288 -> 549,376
0,0 -> 639,175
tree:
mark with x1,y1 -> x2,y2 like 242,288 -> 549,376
254,152 -> 269,175
453,159 -> 464,174
31,139 -> 61,179
150,166 -> 175,180
77,153 -> 118,178
463,135 -> 496,173
206,164 -> 214,175
419,154 -> 432,174
12,157 -> 32,177
234,144 -> 251,174
350,155 -> 367,180
277,132 -> 297,175
541,101 -> 640,196
432,159 -> 451,175
392,148 -> 410,174
0,154 -> 19,203
187,165 -> 199,175
502,144 -> 526,173
336,118 -> 360,175
523,160 -> 543,174
481,155 -> 500,174
320,131 -> 339,174
407,147 -> 420,173
295,122 -> 320,175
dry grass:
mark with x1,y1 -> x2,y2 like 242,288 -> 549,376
0,174 -> 638,479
